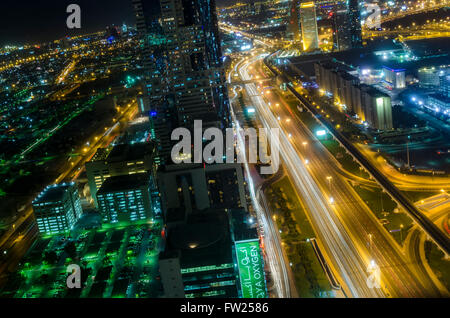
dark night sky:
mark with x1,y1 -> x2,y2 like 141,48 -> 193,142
0,0 -> 136,46
0,0 -> 239,47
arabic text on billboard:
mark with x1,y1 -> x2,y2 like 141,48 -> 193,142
235,239 -> 267,298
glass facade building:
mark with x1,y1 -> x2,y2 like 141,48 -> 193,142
300,1 -> 319,51
132,0 -> 230,162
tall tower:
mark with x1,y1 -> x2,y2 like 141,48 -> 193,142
300,1 -> 319,52
288,0 -> 301,41
132,0 -> 230,163
332,0 -> 362,51
348,0 -> 362,48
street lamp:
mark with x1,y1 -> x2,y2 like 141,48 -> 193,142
326,176 -> 332,191
302,141 -> 308,151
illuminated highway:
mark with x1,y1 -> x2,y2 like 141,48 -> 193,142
228,63 -> 292,298
235,51 -> 445,297
379,0 -> 450,24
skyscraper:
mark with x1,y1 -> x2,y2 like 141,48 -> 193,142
332,0 -> 362,51
348,0 -> 362,49
300,1 -> 319,52
288,0 -> 301,41
132,0 -> 230,163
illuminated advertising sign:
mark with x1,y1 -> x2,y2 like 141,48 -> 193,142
316,129 -> 326,137
235,239 -> 267,298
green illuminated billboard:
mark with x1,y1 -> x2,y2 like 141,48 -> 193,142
235,239 -> 267,298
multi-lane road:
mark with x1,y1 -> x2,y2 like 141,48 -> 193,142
228,65 -> 294,298
231,51 -> 447,297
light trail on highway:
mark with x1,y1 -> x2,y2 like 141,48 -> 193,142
236,51 -> 444,297
227,58 -> 291,298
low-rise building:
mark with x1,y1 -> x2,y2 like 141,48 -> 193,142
382,66 -> 406,89
86,142 -> 156,207
32,182 -> 82,235
96,173 -> 154,224
315,61 -> 393,130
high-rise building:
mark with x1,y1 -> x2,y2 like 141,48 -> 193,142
333,1 -> 352,51
132,0 -> 230,162
159,209 -> 237,298
348,0 -> 362,49
418,67 -> 442,88
317,0 -> 362,51
85,142 -> 156,207
440,71 -> 450,97
96,173 -> 154,224
300,1 -> 319,51
288,0 -> 301,41
331,0 -> 362,51
32,182 -> 82,235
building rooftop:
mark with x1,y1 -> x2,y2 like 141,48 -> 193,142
382,66 -> 406,73
106,142 -> 155,163
360,84 -> 390,98
97,172 -> 150,195
89,142 -> 155,164
163,209 -> 233,268
339,71 -> 359,82
91,147 -> 111,162
33,182 -> 76,204
229,209 -> 258,242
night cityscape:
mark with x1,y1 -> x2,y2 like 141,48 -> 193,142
0,0 -> 449,308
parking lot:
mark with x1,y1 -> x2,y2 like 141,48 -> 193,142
2,220 -> 162,298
